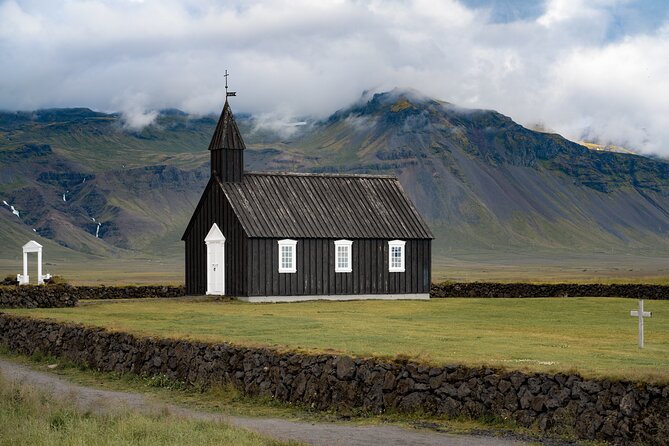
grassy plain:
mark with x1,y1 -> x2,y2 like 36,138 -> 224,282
0,257 -> 184,286
430,249 -> 669,284
7,297 -> 669,383
4,250 -> 669,285
0,370 -> 288,446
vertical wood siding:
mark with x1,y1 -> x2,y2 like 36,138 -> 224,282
246,238 -> 431,296
211,149 -> 243,182
185,183 -> 247,295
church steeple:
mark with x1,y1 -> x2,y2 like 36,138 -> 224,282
209,99 -> 245,182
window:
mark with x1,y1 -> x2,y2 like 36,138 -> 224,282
334,240 -> 352,273
388,240 -> 406,272
278,239 -> 297,273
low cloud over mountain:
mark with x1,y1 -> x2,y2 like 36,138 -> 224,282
2,90 -> 669,263
1,1 -> 669,155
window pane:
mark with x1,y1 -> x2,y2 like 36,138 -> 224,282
391,246 -> 402,268
281,246 -> 293,269
337,245 -> 349,269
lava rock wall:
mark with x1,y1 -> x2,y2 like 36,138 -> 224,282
0,285 -> 186,308
0,285 -> 78,308
431,282 -> 669,299
0,313 -> 666,445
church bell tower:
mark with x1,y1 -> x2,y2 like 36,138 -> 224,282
208,71 -> 244,182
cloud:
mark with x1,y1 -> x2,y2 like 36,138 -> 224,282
250,109 -> 308,139
113,93 -> 159,130
121,108 -> 159,131
541,27 -> 669,153
0,0 -> 669,153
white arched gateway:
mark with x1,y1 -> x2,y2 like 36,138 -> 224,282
205,223 -> 225,295
17,240 -> 51,285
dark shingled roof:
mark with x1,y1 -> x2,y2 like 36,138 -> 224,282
208,100 -> 246,151
181,100 -> 432,241
218,172 -> 433,239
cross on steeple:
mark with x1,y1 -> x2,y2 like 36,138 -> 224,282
225,69 -> 236,97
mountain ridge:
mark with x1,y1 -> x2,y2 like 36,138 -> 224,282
2,90 -> 669,279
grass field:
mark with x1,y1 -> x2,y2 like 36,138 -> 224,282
0,257 -> 184,286
3,248 -> 669,285
0,371 -> 290,446
7,297 -> 669,383
431,250 -> 669,284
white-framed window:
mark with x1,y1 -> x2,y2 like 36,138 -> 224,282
278,239 -> 297,273
388,240 -> 406,272
334,239 -> 353,273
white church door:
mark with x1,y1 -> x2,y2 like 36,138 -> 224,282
205,223 -> 225,296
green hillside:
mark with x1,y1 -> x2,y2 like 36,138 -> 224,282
2,91 -> 669,283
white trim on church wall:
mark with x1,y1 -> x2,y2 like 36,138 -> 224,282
278,239 -> 297,273
205,223 -> 226,295
388,240 -> 406,272
334,239 -> 353,273
204,223 -> 225,242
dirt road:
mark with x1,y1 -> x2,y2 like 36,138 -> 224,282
0,358 -> 541,446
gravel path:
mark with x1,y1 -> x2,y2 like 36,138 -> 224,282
0,358 -> 533,446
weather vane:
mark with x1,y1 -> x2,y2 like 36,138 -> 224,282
225,70 -> 236,97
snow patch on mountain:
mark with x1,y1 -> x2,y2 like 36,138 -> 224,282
2,200 -> 20,218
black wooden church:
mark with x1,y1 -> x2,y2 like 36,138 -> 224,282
182,99 -> 433,302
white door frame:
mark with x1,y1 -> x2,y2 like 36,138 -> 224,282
205,223 -> 225,295
18,240 -> 48,285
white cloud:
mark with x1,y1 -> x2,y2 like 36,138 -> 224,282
113,92 -> 159,130
251,108 -> 307,139
1,0 -> 669,154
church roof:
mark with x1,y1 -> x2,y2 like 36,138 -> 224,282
182,97 -> 432,241
217,172 -> 433,239
208,100 -> 246,151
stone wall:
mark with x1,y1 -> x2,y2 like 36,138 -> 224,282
3,281 -> 666,308
0,285 -> 78,308
0,285 -> 185,308
63,285 -> 186,300
431,282 -> 669,300
0,313 -> 666,445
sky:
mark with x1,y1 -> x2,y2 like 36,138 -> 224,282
1,0 -> 669,154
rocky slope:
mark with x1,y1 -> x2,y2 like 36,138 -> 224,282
1,91 -> 668,265
294,90 -> 669,253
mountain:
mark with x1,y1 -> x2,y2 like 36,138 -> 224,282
578,141 -> 640,156
0,109 -> 290,260
1,91 -> 669,282
297,90 -> 669,254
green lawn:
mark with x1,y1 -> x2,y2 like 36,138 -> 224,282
0,371 -> 291,446
5,249 -> 669,286
6,297 -> 669,383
